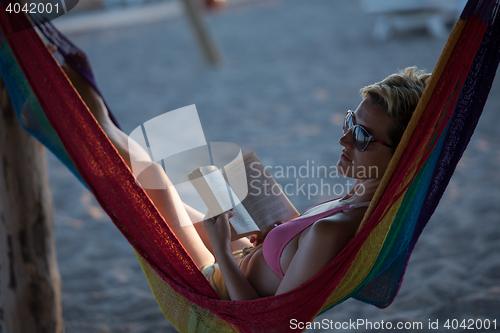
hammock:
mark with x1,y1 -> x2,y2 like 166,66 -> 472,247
1,0 -> 499,331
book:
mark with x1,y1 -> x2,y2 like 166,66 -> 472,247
188,152 -> 299,240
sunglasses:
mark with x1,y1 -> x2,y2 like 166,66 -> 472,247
343,110 -> 395,152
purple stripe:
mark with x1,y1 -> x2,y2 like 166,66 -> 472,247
413,3 -> 500,251
461,0 -> 498,21
461,0 -> 481,20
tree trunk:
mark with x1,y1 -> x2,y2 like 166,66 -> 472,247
0,77 -> 64,332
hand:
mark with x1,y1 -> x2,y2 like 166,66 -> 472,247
203,209 -> 236,252
249,221 -> 283,246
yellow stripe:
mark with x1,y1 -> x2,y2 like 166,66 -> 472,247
321,195 -> 406,311
135,252 -> 240,333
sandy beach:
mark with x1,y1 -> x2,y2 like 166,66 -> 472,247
46,0 -> 500,332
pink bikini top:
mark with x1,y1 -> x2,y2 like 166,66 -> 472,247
262,198 -> 370,277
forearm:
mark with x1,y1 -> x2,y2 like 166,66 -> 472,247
213,245 -> 260,300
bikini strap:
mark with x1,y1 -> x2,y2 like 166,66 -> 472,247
347,201 -> 371,209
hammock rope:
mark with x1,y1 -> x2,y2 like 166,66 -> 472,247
1,0 -> 499,331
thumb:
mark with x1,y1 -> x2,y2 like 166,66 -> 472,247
225,209 -> 236,219
218,209 -> 235,222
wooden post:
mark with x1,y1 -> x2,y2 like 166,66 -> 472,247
0,78 -> 64,332
179,0 -> 224,66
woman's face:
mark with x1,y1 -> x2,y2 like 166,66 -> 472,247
337,97 -> 395,179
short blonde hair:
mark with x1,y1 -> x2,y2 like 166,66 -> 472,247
360,67 -> 431,148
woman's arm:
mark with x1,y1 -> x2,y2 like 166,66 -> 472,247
275,218 -> 356,295
204,211 -> 261,300
205,213 -> 357,300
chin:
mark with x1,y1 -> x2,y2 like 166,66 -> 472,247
335,159 -> 343,174
336,160 -> 353,178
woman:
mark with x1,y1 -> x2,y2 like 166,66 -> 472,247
62,57 -> 430,300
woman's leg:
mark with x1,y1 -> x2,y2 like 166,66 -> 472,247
143,172 -> 216,268
63,60 -> 216,269
108,121 -> 219,268
98,99 -> 251,264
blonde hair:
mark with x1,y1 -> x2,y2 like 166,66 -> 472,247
360,67 -> 431,148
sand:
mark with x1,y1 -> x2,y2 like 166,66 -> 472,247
46,0 -> 500,332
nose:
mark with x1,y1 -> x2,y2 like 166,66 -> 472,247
339,128 -> 354,148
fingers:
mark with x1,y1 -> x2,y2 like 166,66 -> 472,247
203,209 -> 235,244
204,209 -> 235,224
226,208 -> 236,217
217,209 -> 235,222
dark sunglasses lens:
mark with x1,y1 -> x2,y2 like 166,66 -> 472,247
353,126 -> 370,151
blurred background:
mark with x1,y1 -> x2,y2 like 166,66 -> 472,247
48,0 -> 500,332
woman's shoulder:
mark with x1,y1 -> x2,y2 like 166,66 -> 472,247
291,210 -> 361,273
311,203 -> 368,236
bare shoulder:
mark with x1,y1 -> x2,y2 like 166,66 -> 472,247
310,205 -> 368,237
276,206 -> 367,294
292,206 -> 367,271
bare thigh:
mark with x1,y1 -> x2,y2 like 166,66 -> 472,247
138,164 -> 216,269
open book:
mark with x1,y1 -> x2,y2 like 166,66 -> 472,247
188,152 -> 299,240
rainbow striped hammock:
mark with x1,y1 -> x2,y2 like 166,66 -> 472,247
1,0 -> 499,331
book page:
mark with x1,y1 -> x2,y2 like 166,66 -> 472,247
229,203 -> 258,236
188,166 -> 225,215
222,152 -> 257,201
225,152 -> 299,233
189,166 -> 259,236
203,168 -> 235,213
